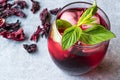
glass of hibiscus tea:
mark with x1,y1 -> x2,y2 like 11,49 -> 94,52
48,0 -> 115,75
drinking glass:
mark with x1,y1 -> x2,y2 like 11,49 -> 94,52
48,2 -> 110,75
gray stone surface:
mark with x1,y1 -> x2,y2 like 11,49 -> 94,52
0,0 -> 119,80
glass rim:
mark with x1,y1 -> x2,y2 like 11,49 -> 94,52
55,1 -> 110,48
56,1 -> 110,27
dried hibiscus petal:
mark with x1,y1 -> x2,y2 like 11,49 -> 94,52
31,0 -> 40,13
40,8 -> 49,25
1,9 -> 14,18
0,30 -> 8,38
3,20 -> 21,31
12,28 -> 25,41
0,1 -> 27,18
42,21 -> 51,37
40,8 -> 51,37
23,44 -> 37,53
0,18 -> 5,27
3,3 -> 14,9
43,21 -> 50,33
30,26 -> 42,42
0,28 -> 25,41
11,7 -> 26,18
1,8 -> 26,18
50,8 -> 61,15
14,1 -> 28,9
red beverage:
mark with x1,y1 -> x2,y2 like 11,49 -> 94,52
48,2 -> 110,75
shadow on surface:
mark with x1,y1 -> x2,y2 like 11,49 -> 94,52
81,46 -> 120,79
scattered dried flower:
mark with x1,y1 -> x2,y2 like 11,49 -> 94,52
40,8 -> 51,37
50,8 -> 61,15
14,1 -> 28,9
23,44 -> 37,53
31,0 -> 40,13
30,26 -> 42,42
0,28 -> 25,41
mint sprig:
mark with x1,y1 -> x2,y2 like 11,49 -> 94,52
62,26 -> 82,50
56,19 -> 72,29
77,0 -> 97,26
56,0 -> 116,50
80,24 -> 116,45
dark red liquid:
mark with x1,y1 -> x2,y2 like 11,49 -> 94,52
48,8 -> 109,75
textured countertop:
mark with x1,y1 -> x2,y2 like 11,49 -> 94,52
0,0 -> 119,80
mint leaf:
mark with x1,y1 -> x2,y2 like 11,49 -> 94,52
56,0 -> 115,50
62,26 -> 82,50
79,24 -> 116,45
77,0 -> 97,26
56,19 -> 72,29
82,18 -> 97,24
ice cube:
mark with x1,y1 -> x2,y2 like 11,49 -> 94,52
60,11 -> 78,25
76,11 -> 84,20
81,14 -> 100,30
